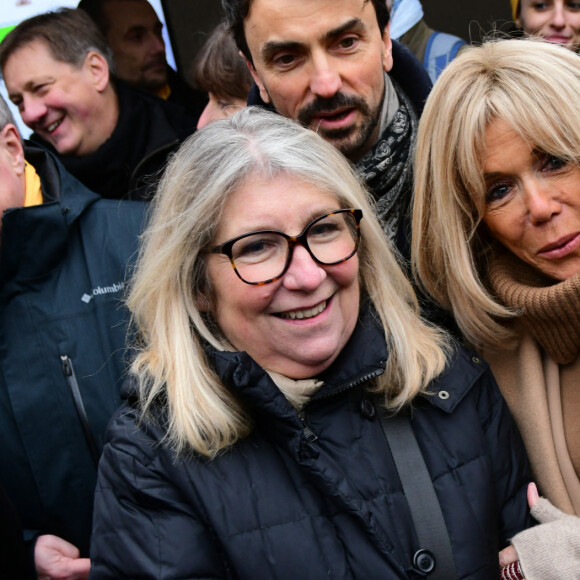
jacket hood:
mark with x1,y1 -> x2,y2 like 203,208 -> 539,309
0,144 -> 100,285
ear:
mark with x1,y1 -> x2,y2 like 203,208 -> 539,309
83,50 -> 110,93
243,53 -> 271,104
0,124 -> 25,177
382,23 -> 393,73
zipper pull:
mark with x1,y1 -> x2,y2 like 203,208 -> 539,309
61,354 -> 72,377
298,410 -> 318,442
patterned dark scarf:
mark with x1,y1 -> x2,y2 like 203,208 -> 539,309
355,81 -> 417,251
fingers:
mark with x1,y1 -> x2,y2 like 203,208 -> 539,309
66,557 -> 91,579
527,482 -> 539,509
35,535 -> 90,580
530,497 -> 568,523
36,534 -> 81,559
499,545 -> 518,568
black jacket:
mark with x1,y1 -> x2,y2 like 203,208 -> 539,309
0,145 -> 147,558
31,81 -> 197,200
166,66 -> 208,121
90,307 -> 532,579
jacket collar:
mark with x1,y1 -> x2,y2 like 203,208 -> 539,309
0,144 -> 100,284
424,346 -> 489,414
209,304 -> 387,414
209,303 -> 486,419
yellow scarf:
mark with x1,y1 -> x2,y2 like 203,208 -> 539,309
156,84 -> 171,100
24,161 -> 43,207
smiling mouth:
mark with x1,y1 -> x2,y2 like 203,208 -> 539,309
276,300 -> 328,320
545,35 -> 571,43
538,232 -> 580,257
46,118 -> 63,133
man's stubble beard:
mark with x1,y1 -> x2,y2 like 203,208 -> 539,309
268,82 -> 386,162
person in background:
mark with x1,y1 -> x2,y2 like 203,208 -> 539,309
510,0 -> 580,52
412,38 -> 580,580
191,21 -> 252,129
89,107 -> 531,579
77,0 -> 207,119
387,0 -> 466,83
0,92 -> 145,579
0,8 -> 197,200
222,0 -> 432,260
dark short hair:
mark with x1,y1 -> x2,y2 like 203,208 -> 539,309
0,8 -> 114,72
221,0 -> 390,64
191,21 -> 252,100
77,0 -> 147,37
77,0 -> 111,36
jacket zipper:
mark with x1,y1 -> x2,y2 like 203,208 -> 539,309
297,410 -> 318,442
60,355 -> 100,468
312,368 -> 385,402
297,368 -> 385,442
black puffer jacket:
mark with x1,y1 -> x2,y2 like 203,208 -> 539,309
90,308 -> 532,579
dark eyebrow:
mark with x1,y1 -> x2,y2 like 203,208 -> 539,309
260,17 -> 365,63
125,25 -> 148,36
323,18 -> 365,43
261,40 -> 303,62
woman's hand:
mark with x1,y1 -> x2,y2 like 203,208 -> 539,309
498,545 -> 518,569
35,534 -> 90,580
498,483 -> 539,578
500,482 -> 580,580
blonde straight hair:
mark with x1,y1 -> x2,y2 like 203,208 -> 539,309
412,38 -> 580,349
128,107 -> 448,457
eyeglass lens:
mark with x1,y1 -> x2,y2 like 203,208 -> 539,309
231,211 -> 359,284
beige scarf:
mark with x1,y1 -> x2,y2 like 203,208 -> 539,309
266,371 -> 323,410
483,252 -> 580,514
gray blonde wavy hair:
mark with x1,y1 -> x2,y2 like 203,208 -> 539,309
128,107 -> 448,457
0,94 -> 17,131
412,38 -> 580,348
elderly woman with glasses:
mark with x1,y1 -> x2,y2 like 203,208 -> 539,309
89,108 -> 530,579
413,39 -> 580,580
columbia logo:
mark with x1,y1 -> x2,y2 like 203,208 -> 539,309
81,282 -> 125,303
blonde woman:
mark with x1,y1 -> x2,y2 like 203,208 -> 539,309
413,38 -> 580,579
90,107 -> 530,579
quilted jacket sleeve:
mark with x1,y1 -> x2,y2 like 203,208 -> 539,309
89,405 -> 228,579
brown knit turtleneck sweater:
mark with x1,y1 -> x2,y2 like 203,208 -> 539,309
489,252 -> 580,365
483,252 -> 580,515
